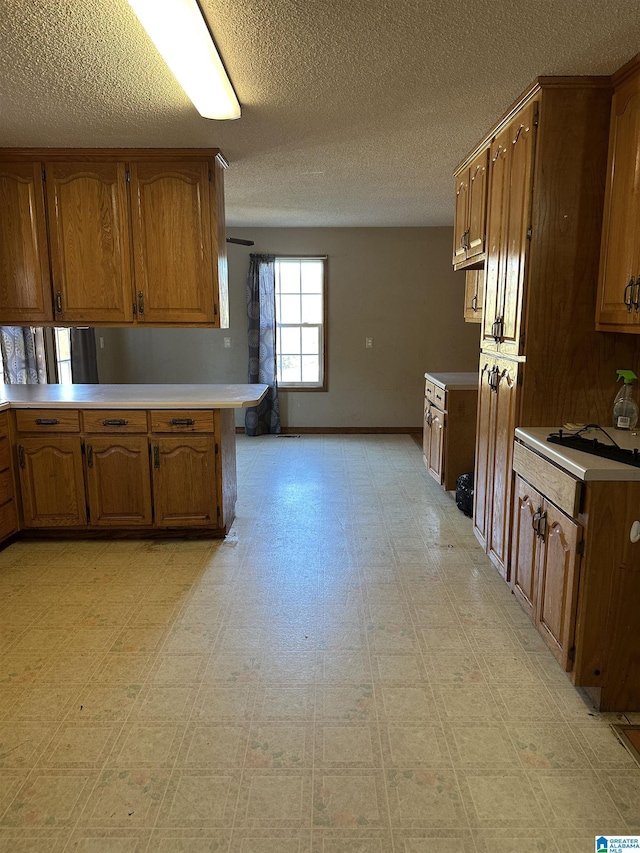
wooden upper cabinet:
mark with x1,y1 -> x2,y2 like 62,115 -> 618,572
130,159 -> 218,325
463,269 -> 484,322
453,148 -> 488,269
482,131 -> 510,351
0,162 -> 52,323
482,102 -> 537,356
45,161 -> 134,324
596,68 -> 640,331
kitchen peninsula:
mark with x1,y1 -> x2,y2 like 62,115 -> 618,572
0,384 -> 267,542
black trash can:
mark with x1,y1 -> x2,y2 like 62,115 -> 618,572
455,472 -> 474,518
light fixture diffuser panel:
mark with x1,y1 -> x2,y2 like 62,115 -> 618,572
128,0 -> 241,120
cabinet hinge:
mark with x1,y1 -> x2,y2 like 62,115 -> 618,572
576,539 -> 585,556
125,169 -> 130,182
568,645 -> 576,662
215,443 -> 219,455
41,168 -> 46,182
214,303 -> 218,316
132,302 -> 137,315
517,373 -> 523,386
526,227 -> 532,240
533,104 -> 539,127
208,169 -> 213,182
217,506 -> 221,519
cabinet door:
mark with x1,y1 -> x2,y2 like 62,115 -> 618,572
473,359 -> 495,549
45,161 -> 134,324
596,72 -> 640,330
130,160 -> 217,324
152,436 -> 218,526
453,171 -> 469,266
464,269 -> 484,322
466,149 -> 489,261
511,475 -> 542,616
536,500 -> 581,670
482,132 -> 510,351
427,407 -> 445,485
487,357 -> 520,579
17,437 -> 87,527
86,437 -> 152,526
422,397 -> 431,469
0,162 -> 52,324
500,102 -> 537,356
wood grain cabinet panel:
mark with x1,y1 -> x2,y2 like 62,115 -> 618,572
511,472 -> 581,671
86,437 -> 152,526
130,160 -> 217,325
152,436 -> 218,527
45,161 -> 134,324
17,437 -> 87,528
0,161 -> 52,324
596,67 -> 640,331
453,148 -> 488,269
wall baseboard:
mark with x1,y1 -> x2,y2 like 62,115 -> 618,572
235,426 -> 420,435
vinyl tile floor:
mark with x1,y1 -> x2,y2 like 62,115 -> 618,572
0,434 -> 638,853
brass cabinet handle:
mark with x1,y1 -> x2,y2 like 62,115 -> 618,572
153,445 -> 160,468
426,410 -> 432,427
624,277 -> 635,313
170,418 -> 195,426
87,444 -> 93,468
55,291 -> 62,314
532,508 -> 542,535
35,418 -> 60,425
138,291 -> 145,315
18,445 -> 25,469
102,418 -> 128,426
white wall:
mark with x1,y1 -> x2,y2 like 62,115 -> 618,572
97,227 -> 480,428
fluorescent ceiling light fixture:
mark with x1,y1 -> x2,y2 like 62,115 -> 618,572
127,0 -> 241,120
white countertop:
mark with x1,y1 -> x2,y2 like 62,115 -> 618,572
516,426 -> 640,482
0,384 -> 269,411
424,372 -> 478,391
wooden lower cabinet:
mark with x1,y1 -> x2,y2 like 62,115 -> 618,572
511,474 -> 581,669
9,407 -> 235,538
152,436 -> 218,527
423,402 -> 445,485
0,412 -> 18,543
473,353 -> 520,578
423,374 -> 477,493
86,437 -> 152,526
17,437 -> 87,527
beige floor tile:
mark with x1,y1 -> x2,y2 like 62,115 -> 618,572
386,767 -> 466,828
80,766 -> 168,828
315,724 -> 380,769
204,652 -> 264,684
237,770 -> 311,827
313,770 -> 388,829
317,687 -> 375,722
129,686 -> 196,722
92,654 -> 154,685
177,723 -> 250,769
247,723 -> 312,769
40,723 -> 120,769
255,687 -> 314,722
392,829 -> 477,853
0,832 -> 71,853
447,722 -> 521,770
460,772 -> 546,828
371,654 -> 427,684
232,827 -> 309,853
380,723 -> 450,768
158,768 -> 241,827
0,723 -> 57,769
435,685 -> 501,721
66,685 -> 141,722
148,827 -> 233,852
529,770 -> 624,830
1,769 -> 97,828
377,686 -> 438,722
317,653 -> 372,684
108,723 -> 185,768
507,721 -> 590,770
62,826 -> 151,852
151,654 -> 207,685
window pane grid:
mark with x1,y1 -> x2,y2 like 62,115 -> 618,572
275,258 -> 325,388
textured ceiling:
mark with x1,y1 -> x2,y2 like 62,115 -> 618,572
1,0 -> 639,227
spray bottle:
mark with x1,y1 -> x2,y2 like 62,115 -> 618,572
613,369 -> 639,430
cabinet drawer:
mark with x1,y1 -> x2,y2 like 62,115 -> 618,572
513,441 -> 581,519
83,410 -> 148,434
0,470 -> 14,506
433,386 -> 446,408
424,380 -> 436,401
150,410 -> 214,433
0,498 -> 17,540
0,435 -> 10,473
15,409 -> 80,433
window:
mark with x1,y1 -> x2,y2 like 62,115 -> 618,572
52,328 -> 72,384
275,257 -> 326,390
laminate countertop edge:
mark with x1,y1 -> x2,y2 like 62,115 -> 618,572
515,426 -> 640,482
0,383 -> 269,411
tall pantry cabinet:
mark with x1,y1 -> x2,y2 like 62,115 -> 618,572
458,78 -> 640,579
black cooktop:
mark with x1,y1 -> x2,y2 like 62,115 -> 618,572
547,425 -> 640,468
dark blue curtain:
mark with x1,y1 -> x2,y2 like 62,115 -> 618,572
245,254 -> 281,435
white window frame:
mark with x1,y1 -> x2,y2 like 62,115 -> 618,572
275,256 -> 327,391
